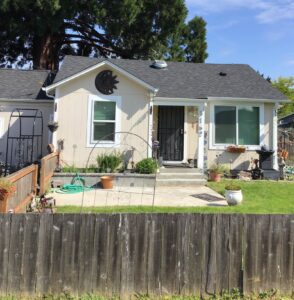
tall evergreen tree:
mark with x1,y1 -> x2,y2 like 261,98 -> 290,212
0,0 -> 208,70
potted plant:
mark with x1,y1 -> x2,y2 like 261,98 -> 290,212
97,152 -> 123,189
0,179 -> 16,212
225,182 -> 243,205
208,164 -> 228,182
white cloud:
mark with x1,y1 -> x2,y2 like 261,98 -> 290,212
286,59 -> 294,65
186,0 -> 294,23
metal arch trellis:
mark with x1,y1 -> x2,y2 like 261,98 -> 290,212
80,131 -> 156,213
4,108 -> 43,176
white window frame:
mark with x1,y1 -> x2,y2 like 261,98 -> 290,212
209,102 -> 264,150
87,95 -> 121,147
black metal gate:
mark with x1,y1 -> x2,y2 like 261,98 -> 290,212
157,106 -> 184,161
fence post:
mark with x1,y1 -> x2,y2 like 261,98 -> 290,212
40,156 -> 46,195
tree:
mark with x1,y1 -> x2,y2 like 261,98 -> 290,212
0,0 -> 208,70
184,17 -> 208,63
272,77 -> 294,117
164,16 -> 208,63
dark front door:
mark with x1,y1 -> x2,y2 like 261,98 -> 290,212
158,106 -> 184,161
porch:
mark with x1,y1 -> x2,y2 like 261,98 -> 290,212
150,98 -> 206,170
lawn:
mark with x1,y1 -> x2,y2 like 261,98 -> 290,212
57,180 -> 294,214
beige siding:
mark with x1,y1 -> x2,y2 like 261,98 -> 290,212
0,101 -> 53,165
206,103 -> 274,170
56,66 -> 151,167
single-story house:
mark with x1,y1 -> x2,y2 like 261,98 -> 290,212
1,55 -> 288,172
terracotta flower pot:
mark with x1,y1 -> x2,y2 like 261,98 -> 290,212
100,176 -> 114,189
209,172 -> 222,182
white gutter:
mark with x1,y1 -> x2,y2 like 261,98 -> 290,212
0,98 -> 53,104
207,97 -> 290,104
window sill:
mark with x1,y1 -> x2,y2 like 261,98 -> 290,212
209,145 -> 261,151
86,141 -> 119,148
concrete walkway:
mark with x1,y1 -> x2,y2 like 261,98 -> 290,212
50,185 -> 227,207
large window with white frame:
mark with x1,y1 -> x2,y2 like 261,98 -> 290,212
212,104 -> 262,148
88,95 -> 121,146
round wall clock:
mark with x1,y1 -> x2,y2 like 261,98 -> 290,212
95,70 -> 119,95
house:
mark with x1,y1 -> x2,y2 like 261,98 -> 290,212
1,55 -> 288,172
0,69 -> 53,171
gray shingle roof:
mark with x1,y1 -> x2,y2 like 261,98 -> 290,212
0,69 -> 52,100
54,55 -> 287,101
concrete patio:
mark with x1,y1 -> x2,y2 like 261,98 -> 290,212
49,185 -> 227,207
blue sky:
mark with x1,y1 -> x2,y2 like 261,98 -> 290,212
186,0 -> 294,80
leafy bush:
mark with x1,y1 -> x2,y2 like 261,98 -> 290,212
0,178 -> 15,192
135,158 -> 158,174
209,163 -> 229,175
96,152 -> 123,173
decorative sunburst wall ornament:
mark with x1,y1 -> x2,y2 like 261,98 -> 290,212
95,70 -> 119,95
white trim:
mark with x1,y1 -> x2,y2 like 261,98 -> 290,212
207,96 -> 289,104
272,103 -> 279,170
183,107 -> 188,163
154,97 -> 206,106
209,102 -> 265,151
197,104 -> 205,170
43,61 -> 158,93
87,94 -> 121,147
0,98 -> 53,104
52,88 -> 60,148
147,93 -> 154,158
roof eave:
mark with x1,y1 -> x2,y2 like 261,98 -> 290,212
207,96 -> 290,103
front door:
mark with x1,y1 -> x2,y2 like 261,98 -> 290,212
158,106 -> 184,161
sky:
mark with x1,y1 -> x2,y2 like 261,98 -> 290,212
185,0 -> 294,80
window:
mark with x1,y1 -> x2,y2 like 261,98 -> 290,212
213,105 -> 261,147
88,95 -> 121,146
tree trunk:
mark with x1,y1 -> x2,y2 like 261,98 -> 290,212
32,30 -> 60,70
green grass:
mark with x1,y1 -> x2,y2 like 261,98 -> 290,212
57,180 -> 294,214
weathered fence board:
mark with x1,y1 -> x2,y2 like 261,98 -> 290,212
3,164 -> 38,213
40,151 -> 59,195
0,213 -> 293,297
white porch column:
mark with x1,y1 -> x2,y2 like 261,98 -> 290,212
197,103 -> 205,170
147,94 -> 154,158
272,103 -> 279,170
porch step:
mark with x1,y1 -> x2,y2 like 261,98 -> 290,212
156,167 -> 207,187
156,178 -> 207,187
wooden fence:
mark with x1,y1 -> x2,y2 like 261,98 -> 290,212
3,164 -> 38,213
40,151 -> 59,195
0,214 -> 293,297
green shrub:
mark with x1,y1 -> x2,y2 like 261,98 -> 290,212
96,152 -> 123,173
135,158 -> 158,174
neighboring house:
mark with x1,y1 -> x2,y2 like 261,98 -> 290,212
1,55 -> 288,172
278,113 -> 294,160
0,69 -> 53,168
278,113 -> 294,129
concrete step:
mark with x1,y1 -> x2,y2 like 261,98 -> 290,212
157,173 -> 204,180
156,178 -> 207,187
159,167 -> 201,174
